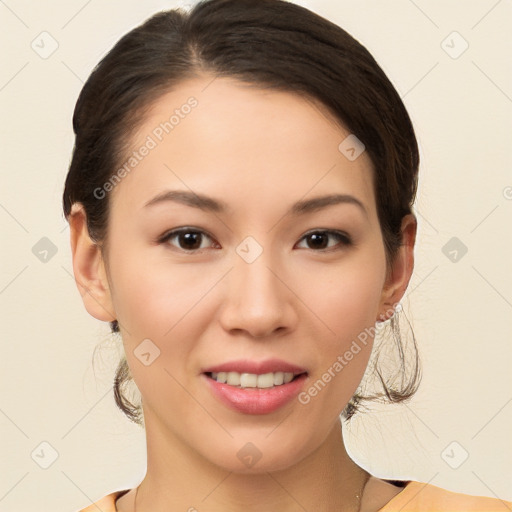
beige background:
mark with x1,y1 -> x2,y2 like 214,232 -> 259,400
1,0 -> 511,510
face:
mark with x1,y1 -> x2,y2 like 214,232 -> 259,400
73,75 -> 412,474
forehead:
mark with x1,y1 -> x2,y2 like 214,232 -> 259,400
110,76 -> 377,221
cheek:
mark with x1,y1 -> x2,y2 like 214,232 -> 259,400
107,243 -> 214,335
106,249 -> 208,408
295,249 -> 386,343
292,250 -> 385,408
106,245 -> 227,390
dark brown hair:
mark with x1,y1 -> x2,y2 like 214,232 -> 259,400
63,0 -> 421,426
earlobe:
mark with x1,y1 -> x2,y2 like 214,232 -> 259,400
68,203 -> 116,323
377,214 -> 417,322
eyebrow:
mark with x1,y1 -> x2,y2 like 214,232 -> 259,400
143,190 -> 368,218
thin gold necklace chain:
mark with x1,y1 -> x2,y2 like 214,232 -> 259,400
130,472 -> 370,512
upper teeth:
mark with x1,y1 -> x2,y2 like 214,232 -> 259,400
210,371 -> 297,388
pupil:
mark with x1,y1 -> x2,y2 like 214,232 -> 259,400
309,233 -> 327,249
180,232 -> 201,250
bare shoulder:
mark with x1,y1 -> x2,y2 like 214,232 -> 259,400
360,477 -> 406,512
114,488 -> 135,512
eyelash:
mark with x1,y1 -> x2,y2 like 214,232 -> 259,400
157,227 -> 352,253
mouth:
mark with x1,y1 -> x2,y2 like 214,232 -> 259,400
200,359 -> 309,414
204,370 -> 308,389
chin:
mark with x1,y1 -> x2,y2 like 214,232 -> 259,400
199,432 -> 317,475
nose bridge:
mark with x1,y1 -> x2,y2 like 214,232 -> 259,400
220,239 -> 294,337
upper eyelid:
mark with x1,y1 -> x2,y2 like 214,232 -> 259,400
158,227 -> 217,246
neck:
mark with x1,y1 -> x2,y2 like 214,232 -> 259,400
134,412 -> 369,512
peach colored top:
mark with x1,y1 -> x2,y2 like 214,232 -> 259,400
78,480 -> 512,512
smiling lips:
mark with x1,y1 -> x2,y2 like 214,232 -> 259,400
201,358 -> 309,414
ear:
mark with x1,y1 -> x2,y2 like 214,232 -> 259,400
68,203 -> 116,323
377,213 -> 417,322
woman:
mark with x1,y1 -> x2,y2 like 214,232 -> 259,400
63,0 -> 511,510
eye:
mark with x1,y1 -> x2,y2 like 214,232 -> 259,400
157,228 -> 351,253
158,228 -> 218,252
295,230 -> 352,251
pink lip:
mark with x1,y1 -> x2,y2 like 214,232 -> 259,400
202,373 -> 308,415
201,359 -> 307,375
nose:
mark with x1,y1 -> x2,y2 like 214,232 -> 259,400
218,251 -> 298,339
